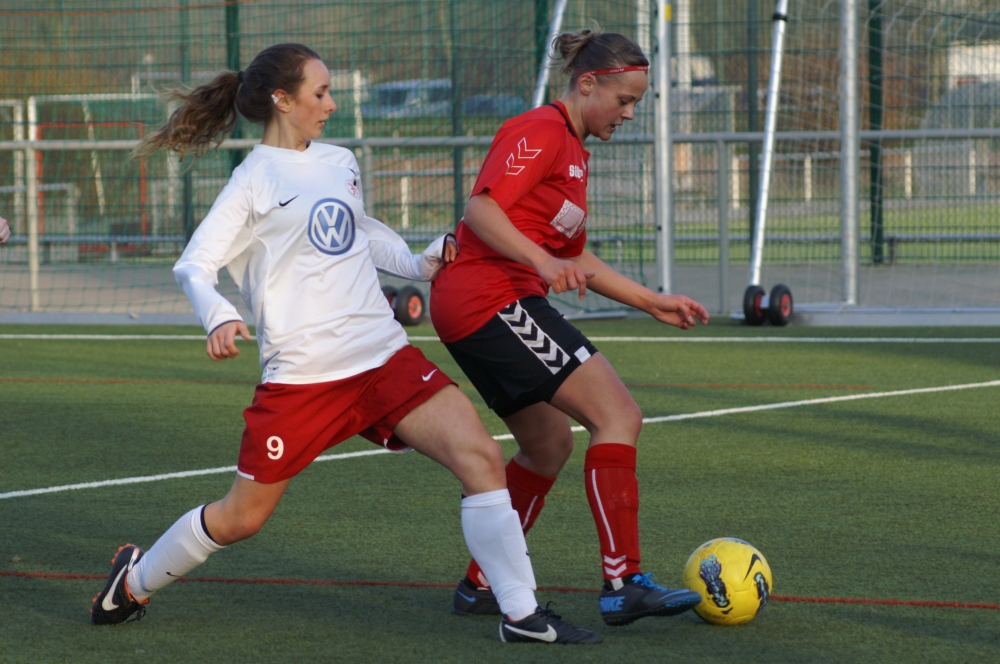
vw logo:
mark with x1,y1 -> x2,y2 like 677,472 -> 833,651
308,198 -> 356,255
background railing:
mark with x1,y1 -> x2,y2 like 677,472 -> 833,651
1,1 -> 999,320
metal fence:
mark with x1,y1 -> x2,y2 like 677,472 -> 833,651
1,1 -> 999,322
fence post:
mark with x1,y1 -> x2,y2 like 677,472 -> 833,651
532,0 -> 569,108
450,0 -> 464,226
654,0 -> 674,294
225,1 -> 243,173
26,96 -> 40,311
12,102 -> 25,234
181,0 -> 194,242
840,0 -> 860,305
717,140 -> 730,314
804,153 -> 812,202
747,0 -> 760,248
868,0 -> 885,264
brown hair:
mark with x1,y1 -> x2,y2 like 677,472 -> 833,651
553,28 -> 648,85
133,43 -> 322,160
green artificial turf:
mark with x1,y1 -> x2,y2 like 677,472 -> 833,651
1,319 -> 998,663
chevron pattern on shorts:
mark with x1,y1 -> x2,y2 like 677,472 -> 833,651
498,301 -> 567,375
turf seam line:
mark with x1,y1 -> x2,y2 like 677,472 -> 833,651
2,571 -> 996,611
4,334 -> 1000,343
3,379 -> 998,500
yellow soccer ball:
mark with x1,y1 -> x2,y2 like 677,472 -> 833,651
682,538 -> 773,625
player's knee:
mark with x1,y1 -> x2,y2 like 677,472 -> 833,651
554,430 -> 575,465
618,397 -> 643,441
215,511 -> 268,545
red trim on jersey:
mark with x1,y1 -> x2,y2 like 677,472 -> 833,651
430,101 -> 590,343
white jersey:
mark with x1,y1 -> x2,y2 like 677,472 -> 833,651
173,142 -> 449,385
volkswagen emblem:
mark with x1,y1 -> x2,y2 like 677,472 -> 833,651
308,198 -> 356,255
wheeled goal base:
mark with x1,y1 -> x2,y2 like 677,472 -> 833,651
743,284 -> 794,326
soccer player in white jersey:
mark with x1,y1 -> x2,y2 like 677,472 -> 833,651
89,43 -> 600,645
0,215 -> 10,244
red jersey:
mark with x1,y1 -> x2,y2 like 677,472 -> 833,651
431,101 -> 590,343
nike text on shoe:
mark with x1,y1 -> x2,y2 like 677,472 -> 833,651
453,576 -> 501,616
499,604 -> 603,645
90,544 -> 148,625
599,573 -> 701,626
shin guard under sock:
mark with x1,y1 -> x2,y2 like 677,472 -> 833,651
465,458 -> 555,589
127,505 -> 225,602
460,489 -> 537,620
584,443 -> 642,585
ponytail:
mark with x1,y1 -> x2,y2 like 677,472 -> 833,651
133,43 -> 321,161
553,27 -> 648,85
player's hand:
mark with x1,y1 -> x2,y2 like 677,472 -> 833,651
0,216 -> 10,244
207,320 -> 251,361
443,234 -> 459,263
537,256 -> 596,299
648,294 -> 710,330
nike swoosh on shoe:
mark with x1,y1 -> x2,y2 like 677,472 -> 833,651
504,624 -> 558,642
101,565 -> 129,611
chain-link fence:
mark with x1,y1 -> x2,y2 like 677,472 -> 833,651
1,1 -> 999,321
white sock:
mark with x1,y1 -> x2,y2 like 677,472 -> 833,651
461,489 -> 538,621
127,506 -> 225,602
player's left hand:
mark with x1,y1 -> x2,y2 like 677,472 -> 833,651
442,234 -> 459,263
0,216 -> 10,244
648,294 -> 709,330
206,320 -> 251,361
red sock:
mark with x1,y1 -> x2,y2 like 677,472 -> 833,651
466,458 -> 556,589
584,443 -> 642,583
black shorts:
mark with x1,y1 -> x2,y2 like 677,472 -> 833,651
444,296 -> 599,418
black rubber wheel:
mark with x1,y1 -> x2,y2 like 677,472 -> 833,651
767,284 -> 793,326
743,285 -> 767,326
395,286 -> 425,326
381,285 -> 398,309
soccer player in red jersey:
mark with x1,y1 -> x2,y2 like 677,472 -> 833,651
88,43 -> 600,645
432,29 -> 710,626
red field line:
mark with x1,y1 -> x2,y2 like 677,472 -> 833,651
3,571 -> 996,611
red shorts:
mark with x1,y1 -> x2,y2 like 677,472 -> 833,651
237,345 -> 455,483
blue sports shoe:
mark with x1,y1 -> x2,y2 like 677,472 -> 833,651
599,573 -> 701,626
453,576 -> 501,616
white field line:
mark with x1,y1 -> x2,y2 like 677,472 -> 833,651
2,334 -> 999,343
0,449 -> 389,501
3,379 -> 998,501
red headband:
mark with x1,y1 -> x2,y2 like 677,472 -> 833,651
578,65 -> 649,77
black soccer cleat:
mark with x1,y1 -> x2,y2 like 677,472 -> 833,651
599,573 -> 701,626
453,576 -> 501,616
500,604 -> 603,644
90,544 -> 148,625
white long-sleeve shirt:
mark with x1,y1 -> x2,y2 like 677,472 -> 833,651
173,141 -> 449,385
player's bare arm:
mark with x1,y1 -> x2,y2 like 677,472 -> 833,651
0,215 -> 10,244
206,320 -> 251,361
464,193 -> 594,298
569,249 -> 709,330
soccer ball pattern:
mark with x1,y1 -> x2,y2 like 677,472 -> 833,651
682,538 -> 773,625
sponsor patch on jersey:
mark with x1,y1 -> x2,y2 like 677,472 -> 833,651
308,198 -> 356,255
550,199 -> 586,239
345,180 -> 362,200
